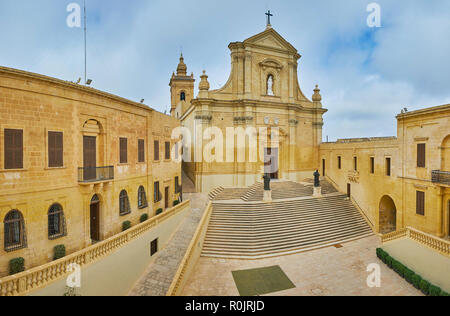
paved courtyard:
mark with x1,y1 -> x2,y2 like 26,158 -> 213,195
181,236 -> 422,296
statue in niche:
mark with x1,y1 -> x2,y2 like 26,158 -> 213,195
267,75 -> 274,96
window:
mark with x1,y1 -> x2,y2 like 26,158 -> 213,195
150,238 -> 158,256
138,186 -> 148,209
120,138 -> 128,164
386,158 -> 391,176
48,131 -> 63,168
417,144 -> 426,168
138,139 -> 145,163
154,181 -> 161,202
175,142 -> 179,160
48,203 -> 66,239
4,210 -> 26,251
4,129 -> 23,170
353,157 -> 358,171
416,191 -> 425,216
165,142 -> 171,160
154,141 -> 159,161
180,92 -> 186,101
337,156 -> 341,169
370,157 -> 375,174
119,190 -> 131,215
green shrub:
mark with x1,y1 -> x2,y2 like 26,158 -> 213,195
53,245 -> 66,260
392,261 -> 406,278
385,255 -> 393,268
429,285 -> 442,297
411,274 -> 422,289
419,279 -> 431,295
156,208 -> 163,216
404,268 -> 415,284
440,291 -> 450,296
9,257 -> 25,275
122,221 -> 131,231
173,200 -> 180,206
140,213 -> 149,223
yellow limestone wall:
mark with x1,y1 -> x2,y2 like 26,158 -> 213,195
320,104 -> 450,238
0,67 -> 181,277
177,27 -> 326,193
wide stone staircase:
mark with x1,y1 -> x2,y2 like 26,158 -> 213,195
202,194 -> 373,259
209,180 -> 338,202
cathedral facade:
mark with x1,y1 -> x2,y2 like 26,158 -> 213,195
171,26 -> 326,193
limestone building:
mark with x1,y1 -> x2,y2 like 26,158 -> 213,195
172,26 -> 327,193
0,67 -> 181,276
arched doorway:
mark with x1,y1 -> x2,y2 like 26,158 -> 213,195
90,194 -> 101,242
379,195 -> 397,234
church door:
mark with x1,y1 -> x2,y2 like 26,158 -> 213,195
90,198 -> 100,242
265,148 -> 279,179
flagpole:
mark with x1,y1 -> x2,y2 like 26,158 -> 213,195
84,0 -> 87,85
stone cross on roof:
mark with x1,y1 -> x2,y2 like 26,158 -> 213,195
265,10 -> 273,26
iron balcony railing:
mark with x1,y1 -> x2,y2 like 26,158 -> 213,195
432,170 -> 450,186
78,166 -> 114,183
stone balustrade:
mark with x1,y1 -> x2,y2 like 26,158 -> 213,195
381,227 -> 450,256
0,200 -> 191,296
166,201 -> 213,296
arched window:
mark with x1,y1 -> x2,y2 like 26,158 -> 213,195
119,190 -> 131,216
138,186 -> 148,209
180,92 -> 186,101
267,75 -> 274,96
48,203 -> 66,239
4,210 -> 26,251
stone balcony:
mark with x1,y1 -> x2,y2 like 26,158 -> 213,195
432,170 -> 450,186
78,166 -> 114,184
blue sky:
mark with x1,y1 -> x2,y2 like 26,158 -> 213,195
0,0 -> 449,140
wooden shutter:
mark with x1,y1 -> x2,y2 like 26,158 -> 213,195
154,141 -> 159,161
48,132 -> 63,167
417,144 -> 426,168
416,191 -> 425,216
4,129 -> 23,169
120,138 -> 127,163
138,139 -> 145,163
165,142 -> 170,160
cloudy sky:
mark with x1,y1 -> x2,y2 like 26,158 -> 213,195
0,0 -> 449,140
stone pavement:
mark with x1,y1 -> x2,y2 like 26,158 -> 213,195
128,192 -> 208,296
182,236 -> 423,296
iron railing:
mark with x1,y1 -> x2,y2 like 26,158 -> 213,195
78,166 -> 114,183
432,170 -> 450,186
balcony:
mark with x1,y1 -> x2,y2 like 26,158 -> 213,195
78,166 -> 114,183
432,170 -> 450,186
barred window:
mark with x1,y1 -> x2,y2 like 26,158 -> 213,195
119,190 -> 131,216
138,186 -> 148,209
4,210 -> 26,251
48,203 -> 66,239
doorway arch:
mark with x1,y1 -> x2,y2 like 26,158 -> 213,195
379,195 -> 397,234
90,194 -> 101,242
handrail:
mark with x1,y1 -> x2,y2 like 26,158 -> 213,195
381,227 -> 450,256
350,196 -> 375,231
0,200 -> 191,296
166,201 -> 213,296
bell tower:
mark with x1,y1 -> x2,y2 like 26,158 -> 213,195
169,54 -> 195,118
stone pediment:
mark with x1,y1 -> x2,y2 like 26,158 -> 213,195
243,28 -> 299,55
